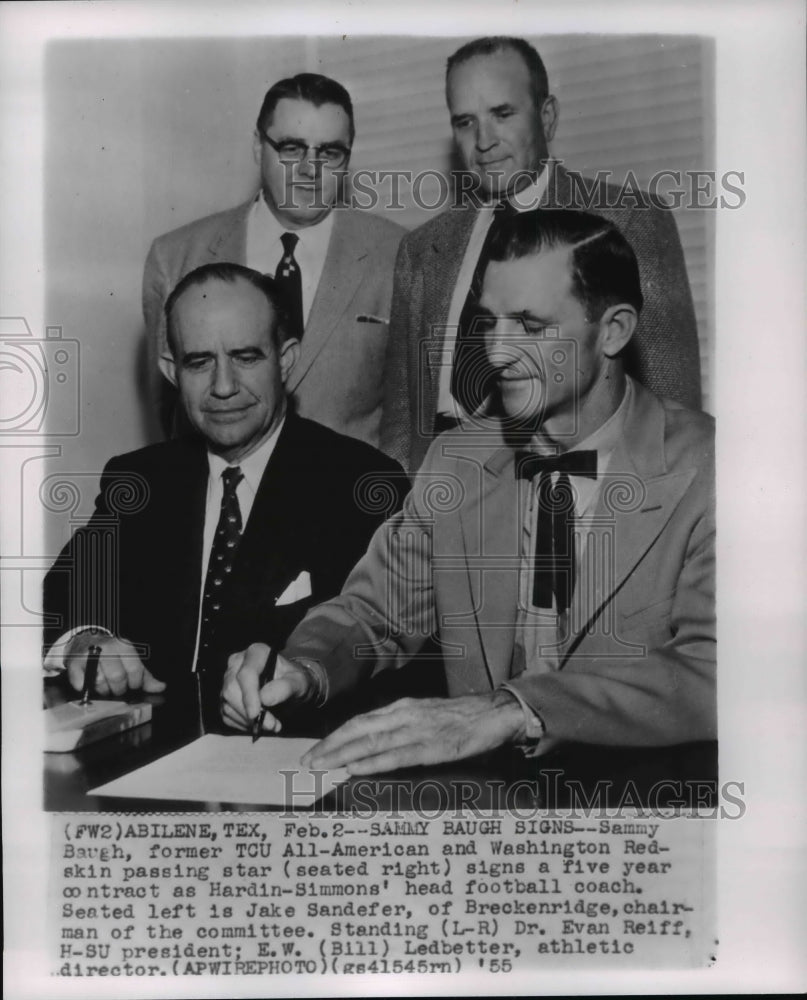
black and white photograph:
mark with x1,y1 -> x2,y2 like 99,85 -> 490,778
2,1 -> 805,996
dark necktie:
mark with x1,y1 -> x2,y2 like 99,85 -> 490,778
516,450 -> 598,614
450,201 -> 516,416
275,231 -> 304,341
196,466 -> 244,730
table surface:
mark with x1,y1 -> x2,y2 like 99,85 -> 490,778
44,679 -> 717,813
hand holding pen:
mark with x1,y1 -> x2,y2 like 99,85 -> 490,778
251,647 -> 279,742
220,643 -> 313,737
78,645 -> 102,705
64,631 -> 166,697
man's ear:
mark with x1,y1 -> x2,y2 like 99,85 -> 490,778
540,95 -> 559,144
599,303 -> 638,358
252,129 -> 262,166
278,338 -> 301,383
158,353 -> 177,386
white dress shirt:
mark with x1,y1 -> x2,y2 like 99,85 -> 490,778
245,193 -> 334,324
191,416 -> 286,670
502,381 -> 633,741
437,164 -> 553,417
45,417 -> 286,674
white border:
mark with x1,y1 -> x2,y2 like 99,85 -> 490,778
2,0 -> 806,996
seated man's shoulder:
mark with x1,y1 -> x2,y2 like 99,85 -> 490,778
291,417 -> 408,520
87,439 -> 203,522
102,437 -> 203,479
293,416 -> 404,478
656,396 -> 715,481
419,417 -> 506,478
661,396 -> 715,444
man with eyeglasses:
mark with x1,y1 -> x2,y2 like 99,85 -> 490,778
144,73 -> 405,448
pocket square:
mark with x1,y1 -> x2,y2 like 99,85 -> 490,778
276,571 -> 312,606
355,313 -> 389,325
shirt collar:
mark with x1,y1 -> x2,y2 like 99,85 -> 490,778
482,160 -> 554,213
515,379 -> 632,467
572,378 -> 633,461
206,412 -> 286,492
253,191 -> 335,250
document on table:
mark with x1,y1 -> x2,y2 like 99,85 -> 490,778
90,735 -> 349,806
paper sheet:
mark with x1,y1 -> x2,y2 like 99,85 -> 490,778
90,735 -> 349,806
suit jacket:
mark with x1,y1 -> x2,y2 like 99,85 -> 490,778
43,414 -> 408,696
381,163 -> 702,472
285,380 -> 715,750
143,200 -> 406,449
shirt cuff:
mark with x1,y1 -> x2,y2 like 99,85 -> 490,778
43,626 -> 113,674
288,658 -> 328,708
500,682 -> 545,756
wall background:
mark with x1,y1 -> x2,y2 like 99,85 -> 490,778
44,33 -> 713,547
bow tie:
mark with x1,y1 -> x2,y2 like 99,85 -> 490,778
515,450 -> 598,481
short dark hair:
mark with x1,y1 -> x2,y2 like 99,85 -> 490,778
487,209 -> 644,320
446,37 -> 550,110
256,72 -> 355,144
164,262 -> 292,356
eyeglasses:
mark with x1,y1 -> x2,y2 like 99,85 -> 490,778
259,129 -> 351,168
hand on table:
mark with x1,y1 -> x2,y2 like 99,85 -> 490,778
301,691 -> 526,775
221,642 -> 312,733
65,632 -> 166,696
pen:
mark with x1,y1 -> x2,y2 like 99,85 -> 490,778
79,645 -> 102,706
251,647 -> 279,743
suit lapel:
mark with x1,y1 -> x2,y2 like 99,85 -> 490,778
458,442 -> 523,687
287,210 -> 367,393
560,383 -> 697,659
456,384 -> 700,675
226,416 -> 310,603
420,207 -> 478,419
163,439 -> 208,667
426,205 -> 478,313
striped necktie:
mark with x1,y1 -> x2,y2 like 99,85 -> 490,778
196,466 -> 244,730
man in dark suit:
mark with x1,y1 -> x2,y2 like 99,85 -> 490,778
381,35 -> 702,472
222,211 -> 715,778
44,264 -> 407,729
143,73 -> 405,448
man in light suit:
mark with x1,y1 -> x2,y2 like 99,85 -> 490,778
222,211 -> 715,775
143,73 -> 405,448
381,35 -> 702,472
44,264 -> 407,730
